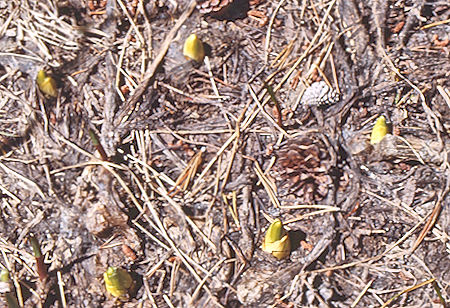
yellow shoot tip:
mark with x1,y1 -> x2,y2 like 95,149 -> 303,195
370,115 -> 389,145
0,269 -> 9,282
262,219 -> 291,260
183,34 -> 205,63
264,219 -> 284,244
36,70 -> 57,97
104,267 -> 133,298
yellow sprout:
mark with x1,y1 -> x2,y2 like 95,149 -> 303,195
104,267 -> 133,298
0,268 -> 10,283
370,115 -> 388,144
262,219 -> 291,260
36,70 -> 57,97
0,269 -> 19,308
183,34 -> 205,63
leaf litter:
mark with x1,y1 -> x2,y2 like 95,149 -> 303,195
0,0 -> 449,307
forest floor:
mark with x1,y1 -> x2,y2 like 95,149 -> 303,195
0,0 -> 449,307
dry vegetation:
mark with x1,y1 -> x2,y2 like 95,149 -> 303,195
0,0 -> 449,307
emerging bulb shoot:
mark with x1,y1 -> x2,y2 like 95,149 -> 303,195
183,34 -> 205,63
36,70 -> 57,97
262,219 -> 291,260
104,267 -> 133,298
0,268 -> 10,283
370,115 -> 388,145
0,269 -> 19,308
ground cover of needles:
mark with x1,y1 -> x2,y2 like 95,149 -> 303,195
0,0 -> 449,307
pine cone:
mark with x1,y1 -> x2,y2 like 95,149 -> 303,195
275,137 -> 333,203
196,0 -> 249,19
300,81 -> 340,106
196,0 -> 233,14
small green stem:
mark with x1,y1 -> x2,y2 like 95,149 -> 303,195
1,269 -> 20,308
88,129 -> 109,161
29,236 -> 42,258
432,280 -> 446,306
265,83 -> 283,128
29,236 -> 48,282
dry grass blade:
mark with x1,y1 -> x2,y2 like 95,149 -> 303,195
409,186 -> 448,254
223,192 -> 240,228
350,279 -> 374,308
362,188 -> 449,241
420,18 -> 450,29
169,148 -> 204,196
254,160 -> 280,208
248,84 -> 287,136
190,258 -> 227,305
0,162 -> 45,199
0,183 -> 20,203
380,278 -> 435,308
56,271 -> 67,308
284,208 -> 339,224
437,85 -> 450,109
270,39 -> 295,69
192,99 -> 252,189
396,135 -> 426,165
264,0 -> 288,64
